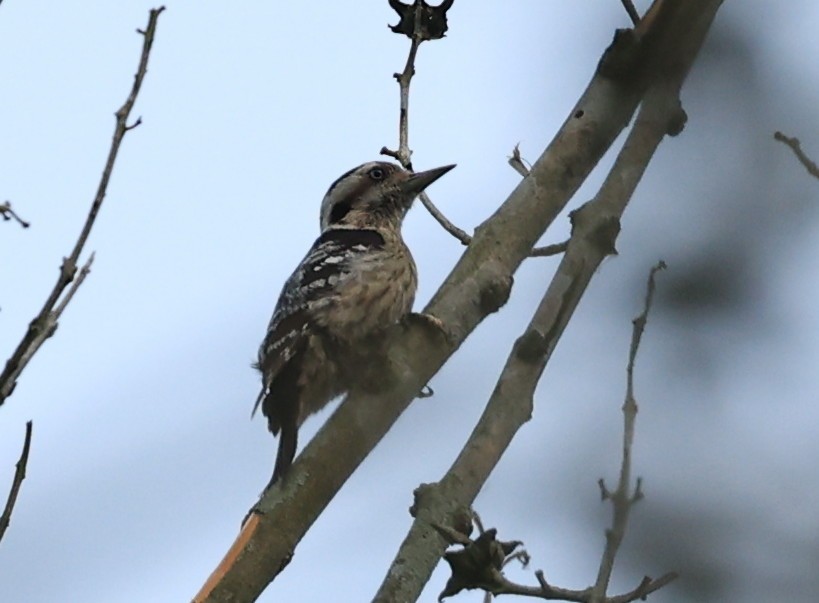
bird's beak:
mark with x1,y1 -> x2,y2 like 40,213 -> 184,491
401,164 -> 456,196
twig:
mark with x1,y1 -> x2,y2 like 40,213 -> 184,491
53,253 -> 96,317
381,27 -> 565,258
417,191 -> 472,244
0,421 -> 33,544
620,0 -> 641,25
589,261 -> 666,603
486,569 -> 677,602
0,256 -> 96,400
0,201 -> 30,228
0,7 -> 165,406
396,37 -> 420,167
530,241 -> 569,257
774,131 -> 819,180
420,190 -> 566,257
508,144 -> 531,178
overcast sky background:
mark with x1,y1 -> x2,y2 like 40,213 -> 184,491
1,1 -> 818,602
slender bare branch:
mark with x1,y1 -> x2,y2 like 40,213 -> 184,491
620,0 -> 641,25
53,253 -> 95,317
0,7 -> 165,406
0,421 -> 33,544
381,8 -> 463,242
589,261 -> 666,603
774,131 -> 819,180
381,9 -> 564,258
530,240 -> 569,257
0,256 -> 95,397
396,37 -> 420,166
486,569 -> 677,602
417,191 -> 472,244
0,201 -> 30,228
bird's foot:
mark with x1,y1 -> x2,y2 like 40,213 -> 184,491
403,311 -> 453,344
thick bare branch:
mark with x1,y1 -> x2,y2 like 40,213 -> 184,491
774,131 -> 819,180
0,421 -> 33,544
0,7 -> 165,405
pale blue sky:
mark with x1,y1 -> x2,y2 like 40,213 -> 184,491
1,2 -> 818,602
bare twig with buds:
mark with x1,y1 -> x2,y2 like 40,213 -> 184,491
588,260 -> 670,602
0,6 -> 165,405
382,1 -> 566,258
774,131 -> 819,180
0,201 -> 30,228
0,421 -> 33,544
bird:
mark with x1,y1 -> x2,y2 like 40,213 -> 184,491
254,160 -> 455,487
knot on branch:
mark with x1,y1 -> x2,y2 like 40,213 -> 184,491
666,100 -> 687,136
598,28 -> 643,83
410,487 -> 473,543
570,203 -> 621,257
409,482 -> 437,518
388,0 -> 454,41
478,273 -> 513,315
514,328 -> 549,364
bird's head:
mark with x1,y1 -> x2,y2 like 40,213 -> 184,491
319,161 -> 455,232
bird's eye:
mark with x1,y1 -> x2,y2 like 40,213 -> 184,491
368,167 -> 385,181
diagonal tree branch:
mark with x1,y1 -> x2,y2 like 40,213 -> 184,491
381,3 -> 565,258
193,2 -> 722,601
0,6 -> 165,406
0,421 -> 33,544
774,131 -> 819,180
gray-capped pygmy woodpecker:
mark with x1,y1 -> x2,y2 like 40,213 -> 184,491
254,161 -> 455,487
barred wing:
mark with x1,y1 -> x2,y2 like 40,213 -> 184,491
253,228 -> 385,417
